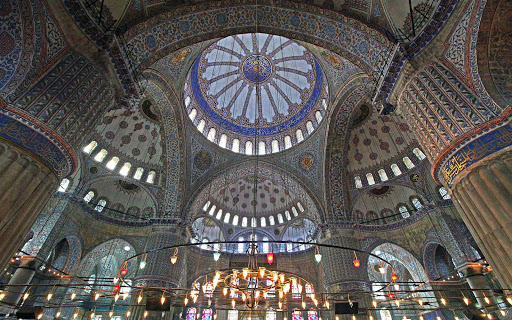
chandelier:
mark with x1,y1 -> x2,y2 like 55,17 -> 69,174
188,243 -> 318,310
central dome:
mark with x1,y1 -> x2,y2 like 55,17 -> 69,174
185,33 -> 329,155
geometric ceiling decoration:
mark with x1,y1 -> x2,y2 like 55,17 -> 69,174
184,33 -> 329,155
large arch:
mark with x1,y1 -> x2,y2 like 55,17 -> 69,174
77,238 -> 135,277
123,1 -> 392,77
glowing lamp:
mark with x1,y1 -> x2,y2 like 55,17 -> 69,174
56,311 -> 61,318
138,293 -> 143,303
139,261 -> 147,269
391,273 -> 398,281
71,292 -> 76,300
109,311 -> 114,317
73,312 -> 78,319
94,292 -> 100,300
372,300 -> 377,308
507,296 -> 512,305
232,299 -> 236,308
302,301 -> 306,309
23,292 -> 29,300
213,251 -> 221,261
170,255 -> 178,265
315,253 -> 322,263
120,268 -> 128,276
418,298 -> 424,306
463,296 -> 470,305
47,292 -> 53,301
223,288 -> 228,296
144,311 -> 148,318
114,284 -> 121,292
184,297 -> 189,305
440,297 -> 447,305
243,268 -> 249,278
259,267 -> 266,278
267,252 -> 275,265
114,293 -> 120,302
161,295 -> 166,305
0,292 -> 5,300
37,314 -> 43,319
127,311 -> 131,317
353,259 -> 361,268
326,301 -> 330,309
388,292 -> 394,299
279,301 -> 283,309
484,296 -> 490,305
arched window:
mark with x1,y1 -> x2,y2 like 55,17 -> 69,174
241,217 -> 248,227
224,212 -> 231,223
297,202 -> 304,212
287,243 -> 293,252
258,141 -> 266,155
146,171 -> 156,184
197,120 -> 206,133
94,149 -> 108,162
269,216 -> 275,226
378,169 -> 388,182
292,311 -> 303,320
232,215 -> 239,226
266,310 -> 276,320
366,173 -> 375,185
413,148 -> 426,160
216,209 -> 223,220
185,96 -> 191,107
307,311 -> 318,320
271,140 -> 279,153
391,164 -> 402,176
399,206 -> 410,218
219,134 -> 228,148
245,141 -> 253,155
189,109 -> 197,122
232,139 -> 240,153
208,205 -> 216,216
186,308 -> 197,320
95,199 -> 106,212
201,238 -> 209,250
285,211 -> 291,220
238,237 -> 245,253
202,308 -> 213,320
306,121 -> 314,134
119,162 -> 131,176
207,128 -> 216,142
131,167 -> 143,180
262,237 -> 269,253
439,187 -> 451,200
228,310 -> 238,320
380,310 -> 392,320
284,136 -> 292,149
296,129 -> 304,142
203,201 -> 211,211
58,179 -> 70,192
291,207 -> 298,217
260,217 -> 267,227
251,217 -> 257,228
83,141 -> 97,154
305,283 -> 314,298
106,157 -> 119,170
277,214 -> 284,224
403,156 -> 415,169
315,111 -> 323,124
322,99 -> 328,110
354,176 -> 363,188
84,191 -> 95,203
411,197 -> 422,210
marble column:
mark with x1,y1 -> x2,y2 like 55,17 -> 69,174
458,263 -> 498,309
318,228 -> 370,320
450,149 -> 512,289
0,140 -> 58,270
2,256 -> 37,307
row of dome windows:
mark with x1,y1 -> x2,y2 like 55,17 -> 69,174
193,235 -> 311,253
83,191 -> 106,212
83,141 -> 156,184
202,201 -> 305,227
354,148 -> 426,188
188,108 -> 324,155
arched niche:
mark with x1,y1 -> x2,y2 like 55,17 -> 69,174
423,242 -> 457,280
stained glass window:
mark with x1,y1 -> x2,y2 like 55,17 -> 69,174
94,149 -> 108,162
119,162 -> 131,176
292,311 -> 304,320
186,308 -> 197,320
366,173 -> 376,185
266,310 -> 276,320
83,141 -> 97,154
391,164 -> 402,176
147,171 -> 156,184
411,198 -> 422,210
378,169 -> 388,182
58,179 -> 70,192
84,191 -> 95,203
355,176 -> 363,188
95,199 -> 106,212
413,148 -> 426,160
228,310 -> 238,320
439,187 -> 451,200
403,156 -> 415,169
134,167 -> 144,180
399,206 -> 410,218
307,311 -> 318,320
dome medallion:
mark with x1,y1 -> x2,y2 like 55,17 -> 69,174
185,33 -> 329,155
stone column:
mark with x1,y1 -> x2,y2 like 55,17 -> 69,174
458,263 -> 498,309
0,140 -> 58,270
2,256 -> 37,307
318,228 -> 370,320
133,225 -> 187,320
450,148 -> 512,289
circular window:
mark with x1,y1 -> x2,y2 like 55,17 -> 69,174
184,33 -> 329,155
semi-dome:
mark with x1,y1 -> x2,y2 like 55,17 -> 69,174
184,33 -> 329,155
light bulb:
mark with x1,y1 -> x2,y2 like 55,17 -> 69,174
213,252 -> 221,261
37,313 -> 43,319
255,290 -> 260,299
95,292 -> 100,300
232,299 -> 236,308
353,259 -> 361,268
73,312 -> 78,319
279,301 -> 283,309
273,271 -> 278,282
500,310 -> 506,317
193,295 -> 198,303
420,317 -> 424,320
47,292 -> 53,300
184,297 -> 189,305
90,312 -> 95,319
370,316 -> 374,320
71,292 -> 76,300
487,314 -> 492,319
23,292 -> 29,300
302,301 -> 306,309
395,300 -> 400,307
484,296 -> 490,304
463,296 -> 470,305
161,295 -> 166,305
264,291 -> 268,299
352,315 -> 356,320
115,293 -> 119,301
170,255 -> 177,264
441,297 -> 447,305
379,266 -> 385,274
279,290 -> 284,299
223,288 -> 228,296
280,274 -> 285,283
508,296 -> 512,305
326,301 -> 330,309
242,293 -> 247,301
372,300 -> 377,308
144,311 -> 148,318
0,292 -> 4,300
127,311 -> 131,317
56,311 -> 61,318
109,311 -> 114,317
243,268 -> 249,278
455,317 -> 460,320
315,253 -> 322,263
139,261 -> 147,269
259,267 -> 266,278
418,298 -> 424,306
313,299 -> 318,306
138,293 -> 143,303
